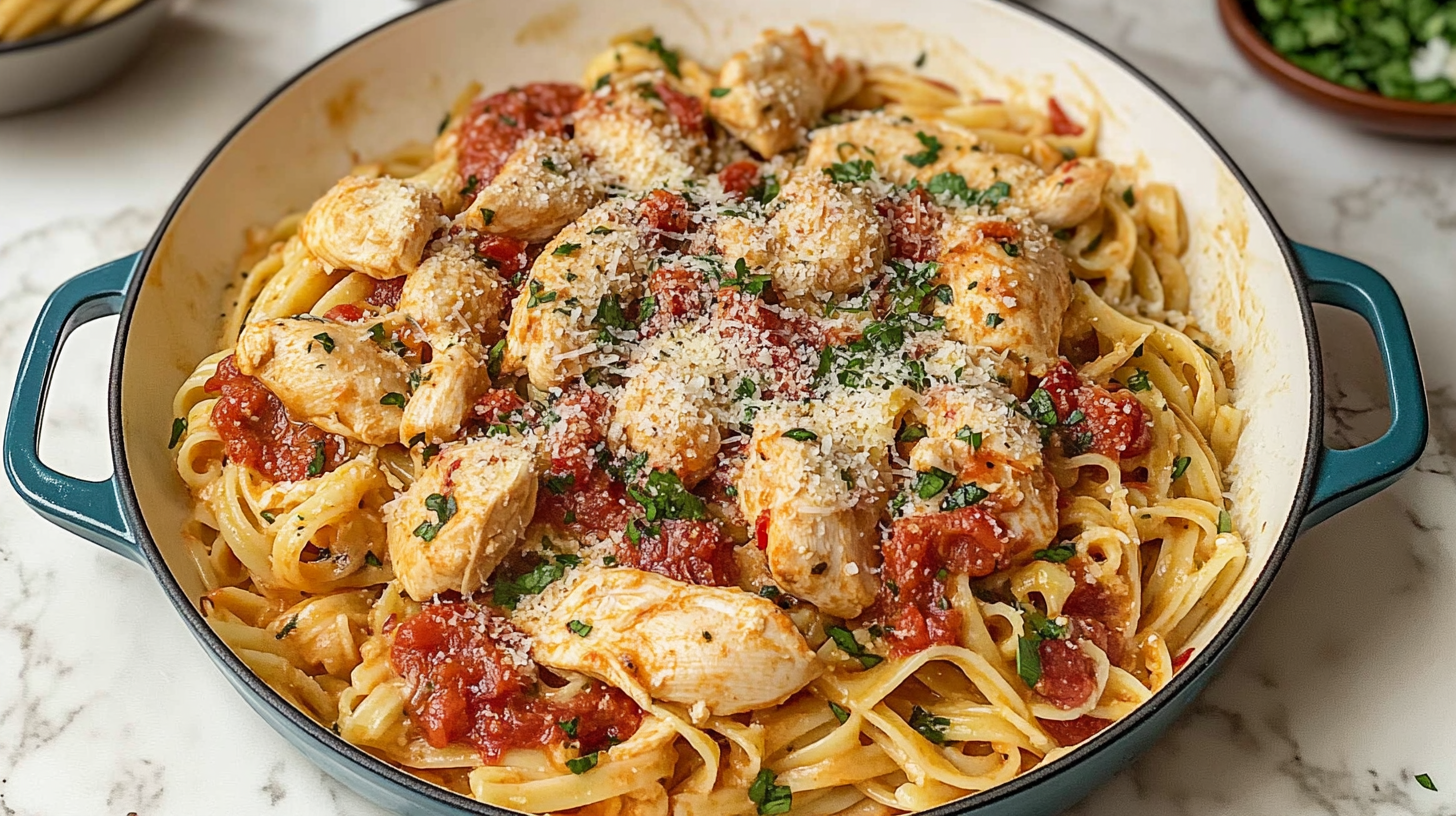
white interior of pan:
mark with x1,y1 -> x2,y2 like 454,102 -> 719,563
118,0 -> 1313,656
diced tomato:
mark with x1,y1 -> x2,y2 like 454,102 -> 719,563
471,389 -> 528,428
390,602 -> 642,762
718,160 -> 762,199
544,389 -> 610,486
713,290 -> 819,399
616,519 -> 738,587
877,187 -> 943,263
655,83 -> 705,136
473,235 -> 533,279
1172,647 -> 1194,671
205,356 -> 346,482
1038,360 -> 1152,459
322,304 -> 366,323
532,468 -> 633,538
457,83 -> 584,185
754,510 -> 771,550
1047,97 -> 1084,137
367,276 -> 405,309
639,189 -> 692,240
641,266 -> 707,337
1035,638 -> 1099,710
1038,715 -> 1112,747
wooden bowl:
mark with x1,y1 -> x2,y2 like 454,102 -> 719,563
1217,0 -> 1456,139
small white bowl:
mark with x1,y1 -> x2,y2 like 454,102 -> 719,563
0,0 -> 170,117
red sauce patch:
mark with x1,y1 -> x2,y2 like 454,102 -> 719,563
390,602 -> 641,762
368,276 -> 405,309
754,510 -> 771,551
533,468 -> 633,539
718,160 -> 762,199
1038,715 -> 1112,747
205,356 -> 346,482
544,389 -> 610,486
616,519 -> 738,587
1038,360 -> 1152,459
638,189 -> 693,250
322,304 -> 366,323
1047,97 -> 1084,137
877,187 -> 943,263
457,83 -> 584,185
873,507 -> 1009,657
713,289 -> 820,399
1172,647 -> 1194,671
642,266 -> 708,337
471,389 -> 529,429
1035,638 -> 1099,710
655,83 -> 705,136
474,235 -> 533,280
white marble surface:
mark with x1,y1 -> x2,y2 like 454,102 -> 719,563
0,0 -> 1452,814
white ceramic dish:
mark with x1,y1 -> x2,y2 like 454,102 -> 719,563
5,1 -> 1427,813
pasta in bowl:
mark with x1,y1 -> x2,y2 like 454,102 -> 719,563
171,26 -> 1249,815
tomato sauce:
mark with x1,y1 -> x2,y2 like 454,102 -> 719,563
1047,97 -> 1084,137
390,602 -> 641,761
877,187 -> 943,263
473,234 -> 534,288
641,266 -> 708,337
457,83 -> 584,186
654,83 -> 705,136
638,189 -> 693,251
1038,715 -> 1111,747
471,388 -> 529,428
1035,638 -> 1098,710
322,304 -> 366,323
533,468 -> 634,539
368,276 -> 405,309
205,356 -> 346,482
545,389 -> 610,486
872,507 -> 1010,657
1038,361 -> 1152,459
713,289 -> 819,399
616,518 -> 738,587
718,160 -> 761,199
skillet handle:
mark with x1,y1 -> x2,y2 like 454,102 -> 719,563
1296,244 -> 1427,531
4,254 -> 142,563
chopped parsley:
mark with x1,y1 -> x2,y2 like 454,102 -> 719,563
735,378 -> 758,400
710,86 -> 731,97
914,50 -> 928,68
553,242 -> 582,256
627,469 -> 707,522
782,428 -> 818,443
367,323 -> 408,355
593,73 -> 611,91
486,338 -> 506,381
1126,368 -> 1152,392
365,551 -> 382,568
544,473 -> 576,495
306,440 -> 327,477
1033,542 -> 1078,563
941,481 -> 989,510
541,156 -> 565,175
759,585 -> 781,599
985,313 -> 1004,327
168,417 -> 187,449
493,553 -> 576,610
275,615 -> 299,640
1171,456 -> 1192,481
723,258 -> 772,297
567,619 -> 592,637
1003,242 -> 1021,257
1017,632 -> 1043,687
913,467 -> 954,499
1218,509 -> 1234,534
897,423 -> 928,443
908,705 -> 950,744
380,392 -> 406,407
479,207 -> 495,226
956,426 -> 984,451
828,700 -> 850,724
750,173 -> 781,205
1416,773 -> 1437,791
526,280 -> 558,308
420,443 -> 440,467
825,625 -> 883,669
926,173 -> 1012,209
260,511 -> 276,524
637,35 -> 681,77
1123,186 -> 1136,207
749,768 -> 792,815
823,158 -> 876,183
412,492 -> 458,541
565,752 -> 599,774
558,717 -> 580,738
904,131 -> 943,167
312,332 -> 335,353
460,174 -> 481,198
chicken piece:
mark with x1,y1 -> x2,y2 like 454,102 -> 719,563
386,436 -> 538,600
518,568 -> 820,715
234,317 -> 411,446
764,171 -> 886,306
932,211 -> 1072,378
503,201 -> 647,390
737,388 -> 915,618
805,116 -> 1114,228
573,75 -> 710,192
709,28 -> 838,158
462,133 -> 604,242
400,345 -> 490,446
906,384 -> 1058,555
297,176 -> 443,279
396,239 -> 508,350
609,329 -> 730,488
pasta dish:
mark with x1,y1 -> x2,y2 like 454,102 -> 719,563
0,0 -> 144,42
171,27 -> 1247,816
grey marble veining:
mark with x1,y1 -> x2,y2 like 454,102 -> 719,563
0,1 -> 1452,814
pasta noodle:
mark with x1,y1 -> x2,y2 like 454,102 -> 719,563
0,0 -> 143,42
170,26 -> 1247,815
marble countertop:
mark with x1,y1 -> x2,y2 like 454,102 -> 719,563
0,0 -> 1452,814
